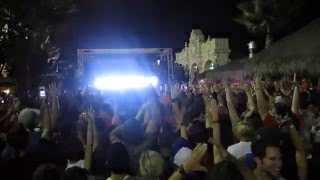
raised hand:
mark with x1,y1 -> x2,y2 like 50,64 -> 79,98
171,83 -> 181,99
48,82 -> 58,98
183,144 -> 208,172
83,107 -> 95,122
12,98 -> 20,113
206,98 -> 218,115
200,83 -> 210,97
241,84 -> 250,92
172,103 -> 186,125
213,83 -> 221,93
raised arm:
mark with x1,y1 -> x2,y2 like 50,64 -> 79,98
205,98 -> 223,164
169,144 -> 208,180
135,102 -> 148,121
109,124 -> 124,144
225,86 -> 240,134
279,78 -> 290,97
288,124 -> 307,180
172,102 -> 188,140
244,84 -> 256,112
48,83 -> 60,130
255,77 -> 269,120
291,74 -> 299,114
41,98 -> 51,140
84,108 -> 95,171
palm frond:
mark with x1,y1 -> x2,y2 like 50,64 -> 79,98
237,1 -> 256,18
234,0 -> 303,39
234,17 -> 257,32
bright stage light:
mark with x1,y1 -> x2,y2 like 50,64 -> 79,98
94,75 -> 158,90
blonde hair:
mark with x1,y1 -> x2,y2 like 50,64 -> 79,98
235,121 -> 255,141
139,151 -> 164,179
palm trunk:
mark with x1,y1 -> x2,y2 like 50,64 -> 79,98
265,33 -> 274,49
265,26 -> 273,49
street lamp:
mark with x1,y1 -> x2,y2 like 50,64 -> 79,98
247,41 -> 256,59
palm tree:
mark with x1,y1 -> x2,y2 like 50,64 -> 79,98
234,0 -> 303,49
0,0 -> 78,93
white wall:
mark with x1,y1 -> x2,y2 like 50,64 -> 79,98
176,29 -> 231,73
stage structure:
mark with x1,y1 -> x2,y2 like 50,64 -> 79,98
77,48 -> 174,84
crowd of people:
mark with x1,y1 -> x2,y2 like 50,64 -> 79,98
0,75 -> 319,180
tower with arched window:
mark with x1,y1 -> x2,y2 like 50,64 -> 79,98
175,29 -> 231,74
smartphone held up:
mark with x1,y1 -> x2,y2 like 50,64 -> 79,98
39,86 -> 46,98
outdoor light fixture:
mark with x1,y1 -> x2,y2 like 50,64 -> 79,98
247,41 -> 256,59
3,89 -> 10,94
209,63 -> 215,70
94,75 -> 158,90
247,41 -> 256,49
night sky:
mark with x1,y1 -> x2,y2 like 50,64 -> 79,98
59,0 -> 318,60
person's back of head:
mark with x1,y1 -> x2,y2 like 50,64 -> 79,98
235,121 -> 255,141
64,137 -> 84,163
245,113 -> 262,131
99,103 -> 114,117
18,108 -> 40,131
299,91 -> 310,110
139,151 -> 164,180
187,120 -> 208,146
159,127 -> 176,157
64,166 -> 87,180
59,122 -> 77,139
107,142 -> 131,175
122,119 -> 144,146
159,126 -> 176,148
33,163 -> 62,180
7,125 -> 29,152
